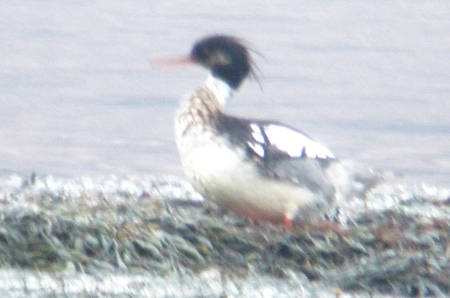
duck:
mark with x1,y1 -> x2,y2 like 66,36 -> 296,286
167,34 -> 379,228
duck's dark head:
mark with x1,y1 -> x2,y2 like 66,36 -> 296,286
189,35 -> 254,89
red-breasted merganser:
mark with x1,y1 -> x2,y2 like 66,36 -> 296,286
169,35 -> 379,228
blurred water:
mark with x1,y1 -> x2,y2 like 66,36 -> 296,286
1,1 -> 449,187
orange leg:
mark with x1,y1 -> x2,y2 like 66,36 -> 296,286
284,216 -> 293,229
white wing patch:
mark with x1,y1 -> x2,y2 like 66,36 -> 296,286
264,125 -> 335,159
247,123 -> 335,159
249,124 -> 265,143
247,141 -> 265,158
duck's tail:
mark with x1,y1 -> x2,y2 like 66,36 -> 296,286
326,159 -> 386,205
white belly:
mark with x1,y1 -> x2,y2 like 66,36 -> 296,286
178,138 -> 327,223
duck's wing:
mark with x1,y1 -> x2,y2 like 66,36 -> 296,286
217,116 -> 334,160
217,116 -> 336,190
244,120 -> 335,160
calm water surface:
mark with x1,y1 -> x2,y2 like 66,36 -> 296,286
1,1 -> 450,187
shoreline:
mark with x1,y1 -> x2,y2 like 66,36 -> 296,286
0,173 -> 449,297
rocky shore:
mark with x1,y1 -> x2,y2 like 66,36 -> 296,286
0,173 -> 449,297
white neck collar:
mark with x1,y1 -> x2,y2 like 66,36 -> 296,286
205,74 -> 236,107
